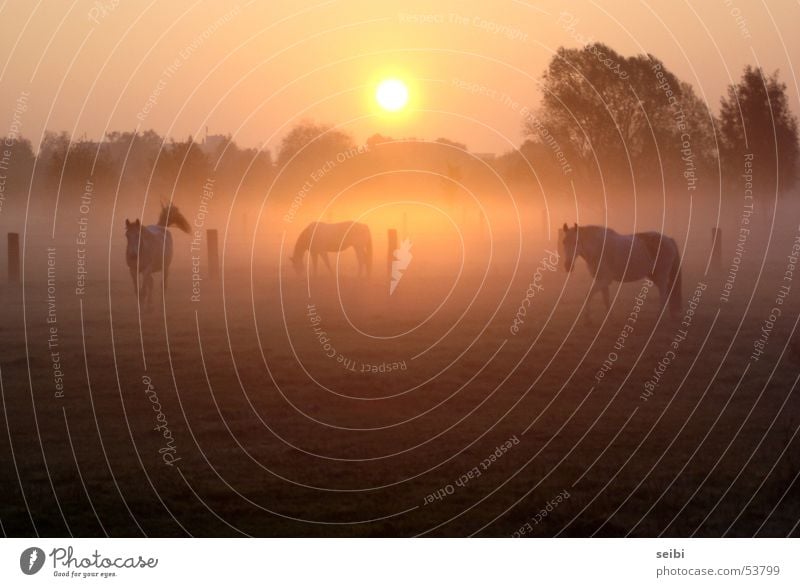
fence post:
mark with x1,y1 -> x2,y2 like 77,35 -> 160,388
387,228 -> 398,277
711,227 -> 722,270
7,233 -> 20,283
207,229 -> 219,281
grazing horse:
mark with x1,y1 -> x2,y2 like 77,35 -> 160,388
125,204 -> 191,308
562,223 -> 682,322
290,221 -> 372,277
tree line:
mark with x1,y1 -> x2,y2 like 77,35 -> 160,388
1,42 -> 797,214
510,43 -> 798,204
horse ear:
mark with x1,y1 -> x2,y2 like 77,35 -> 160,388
562,222 -> 568,232
125,219 -> 130,227
573,222 -> 578,230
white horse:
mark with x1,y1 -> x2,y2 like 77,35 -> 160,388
562,223 -> 682,322
125,204 -> 191,308
290,221 -> 372,277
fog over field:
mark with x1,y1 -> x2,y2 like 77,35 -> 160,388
1,1 -> 800,540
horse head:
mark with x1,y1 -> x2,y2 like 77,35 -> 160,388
562,222 -> 579,272
125,218 -> 142,263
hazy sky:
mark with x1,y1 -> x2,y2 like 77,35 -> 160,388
0,0 -> 798,154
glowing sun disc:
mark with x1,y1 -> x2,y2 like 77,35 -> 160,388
376,79 -> 408,112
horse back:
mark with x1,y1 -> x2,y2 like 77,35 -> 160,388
307,221 -> 369,252
636,231 -> 674,254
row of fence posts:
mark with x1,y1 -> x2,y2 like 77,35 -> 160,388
1,227 -> 404,286
4,225 -> 725,283
3,230 -> 221,284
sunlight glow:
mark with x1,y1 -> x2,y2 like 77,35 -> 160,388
375,79 -> 409,112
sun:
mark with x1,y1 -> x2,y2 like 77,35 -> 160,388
375,79 -> 408,112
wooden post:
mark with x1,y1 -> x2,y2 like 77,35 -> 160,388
387,228 -> 398,277
207,229 -> 219,281
7,232 -> 19,283
711,227 -> 722,269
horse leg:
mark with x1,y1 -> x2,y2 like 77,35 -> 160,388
311,252 -> 318,277
137,269 -> 147,306
655,277 -> 670,315
583,286 -> 596,325
584,280 -> 609,325
357,246 -> 367,277
142,270 -> 154,311
129,266 -> 139,297
321,252 -> 333,274
163,263 -> 169,301
353,246 -> 362,277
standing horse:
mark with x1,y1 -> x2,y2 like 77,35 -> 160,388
290,221 -> 372,277
562,223 -> 682,322
125,204 -> 191,308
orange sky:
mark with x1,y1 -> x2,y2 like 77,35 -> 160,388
0,0 -> 798,154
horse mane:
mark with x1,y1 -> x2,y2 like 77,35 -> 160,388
575,225 -> 612,267
577,225 -> 610,243
157,204 -> 192,233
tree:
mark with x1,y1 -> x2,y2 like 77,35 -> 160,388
206,137 -> 273,198
152,136 -> 209,197
103,130 -> 163,184
531,43 -> 715,195
38,131 -> 113,188
719,66 -> 799,199
276,121 -> 354,170
0,136 -> 34,194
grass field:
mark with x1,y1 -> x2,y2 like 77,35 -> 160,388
2,201 -> 800,537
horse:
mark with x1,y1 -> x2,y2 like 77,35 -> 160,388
290,221 -> 372,277
561,223 -> 682,322
125,203 -> 191,308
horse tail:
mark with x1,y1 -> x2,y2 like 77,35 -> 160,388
668,240 -> 682,314
365,225 -> 373,276
158,204 -> 191,233
638,232 -> 682,314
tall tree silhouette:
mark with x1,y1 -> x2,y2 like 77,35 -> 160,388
719,66 -> 798,200
531,43 -> 714,195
